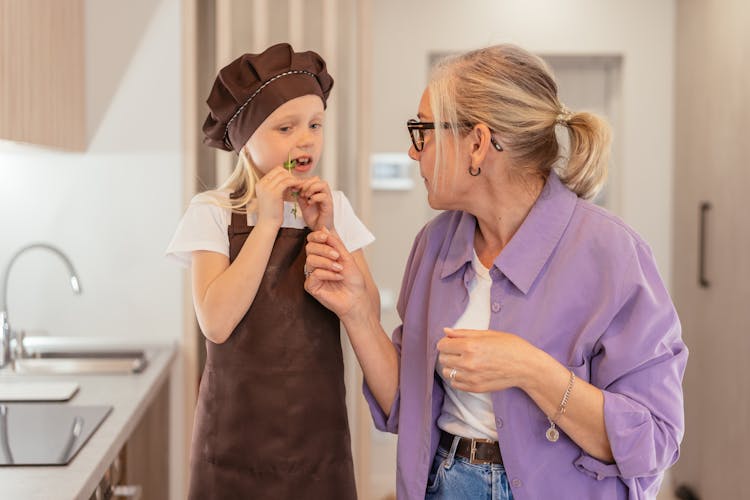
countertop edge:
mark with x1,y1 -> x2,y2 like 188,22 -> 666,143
73,345 -> 176,500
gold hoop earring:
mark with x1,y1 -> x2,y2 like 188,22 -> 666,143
468,165 -> 481,176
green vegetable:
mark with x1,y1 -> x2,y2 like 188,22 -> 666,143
284,151 -> 299,218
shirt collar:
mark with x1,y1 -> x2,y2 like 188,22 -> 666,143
439,210 -> 477,280
439,172 -> 577,295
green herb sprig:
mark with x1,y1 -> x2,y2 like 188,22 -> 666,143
283,151 -> 299,218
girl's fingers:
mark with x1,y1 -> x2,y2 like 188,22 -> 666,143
304,193 -> 332,205
299,178 -> 331,197
263,165 -> 292,182
301,181 -> 328,196
271,173 -> 301,191
264,166 -> 299,186
266,178 -> 303,200
299,176 -> 323,189
258,171 -> 289,194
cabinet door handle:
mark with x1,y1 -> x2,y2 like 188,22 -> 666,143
699,201 -> 711,288
110,484 -> 142,500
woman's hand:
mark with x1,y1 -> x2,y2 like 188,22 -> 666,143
306,228 -> 398,417
297,176 -> 334,230
304,227 -> 367,321
255,166 -> 301,228
437,327 -> 539,393
440,328 -> 615,462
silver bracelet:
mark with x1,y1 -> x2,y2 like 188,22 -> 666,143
546,370 -> 576,443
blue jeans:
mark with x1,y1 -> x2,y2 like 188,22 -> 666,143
425,435 -> 514,500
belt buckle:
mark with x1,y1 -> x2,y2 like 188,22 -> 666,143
469,438 -> 494,465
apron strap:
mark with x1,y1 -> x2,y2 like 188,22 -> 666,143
228,187 -> 251,238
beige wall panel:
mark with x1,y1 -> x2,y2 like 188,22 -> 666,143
0,0 -> 85,150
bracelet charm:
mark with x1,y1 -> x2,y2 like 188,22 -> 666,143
546,370 -> 576,443
546,425 -> 560,442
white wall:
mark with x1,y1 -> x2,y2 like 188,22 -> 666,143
0,0 -> 185,497
0,0 -> 182,344
370,0 -> 675,284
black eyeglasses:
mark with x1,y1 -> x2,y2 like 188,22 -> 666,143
406,119 -> 503,152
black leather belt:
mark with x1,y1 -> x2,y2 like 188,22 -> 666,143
439,430 -> 503,465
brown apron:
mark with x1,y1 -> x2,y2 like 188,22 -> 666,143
188,209 -> 357,500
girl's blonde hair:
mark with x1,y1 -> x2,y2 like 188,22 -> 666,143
208,148 -> 260,213
429,44 -> 611,200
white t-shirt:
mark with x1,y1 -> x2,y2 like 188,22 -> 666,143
165,189 -> 374,267
436,249 -> 498,441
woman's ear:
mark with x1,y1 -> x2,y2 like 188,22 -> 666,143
468,124 -> 493,166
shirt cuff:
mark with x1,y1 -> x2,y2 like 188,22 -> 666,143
602,389 -> 665,479
574,451 -> 622,480
363,381 -> 400,433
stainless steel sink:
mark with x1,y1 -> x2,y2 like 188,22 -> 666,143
12,349 -> 148,375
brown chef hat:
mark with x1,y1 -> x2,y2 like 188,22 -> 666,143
202,43 -> 334,153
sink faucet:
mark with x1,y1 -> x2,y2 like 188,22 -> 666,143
0,243 -> 82,368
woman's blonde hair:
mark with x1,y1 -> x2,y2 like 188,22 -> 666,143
428,44 -> 611,200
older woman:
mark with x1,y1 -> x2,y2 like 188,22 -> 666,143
304,44 -> 686,500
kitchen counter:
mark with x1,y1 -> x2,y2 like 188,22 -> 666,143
0,343 -> 176,500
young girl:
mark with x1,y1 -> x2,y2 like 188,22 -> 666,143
166,43 -> 377,500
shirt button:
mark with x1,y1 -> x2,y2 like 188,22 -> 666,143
496,417 -> 504,429
491,302 -> 501,313
511,478 -> 522,488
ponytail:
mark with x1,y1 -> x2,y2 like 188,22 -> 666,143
558,111 -> 611,200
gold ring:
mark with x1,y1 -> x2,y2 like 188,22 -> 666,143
449,368 -> 457,380
303,265 -> 312,278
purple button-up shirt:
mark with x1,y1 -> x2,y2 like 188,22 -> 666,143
364,173 -> 687,500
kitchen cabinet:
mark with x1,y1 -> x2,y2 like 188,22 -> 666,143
84,381 -> 169,500
0,0 -> 85,150
671,0 -> 750,498
120,377 -> 169,500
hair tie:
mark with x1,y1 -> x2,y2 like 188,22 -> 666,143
556,105 -> 573,125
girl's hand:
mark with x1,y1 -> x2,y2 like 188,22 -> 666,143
304,227 -> 367,321
297,176 -> 334,230
437,328 -> 539,393
255,166 -> 301,228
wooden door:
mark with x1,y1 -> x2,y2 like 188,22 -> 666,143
672,0 -> 750,498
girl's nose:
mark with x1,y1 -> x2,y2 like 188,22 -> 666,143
298,128 -> 314,147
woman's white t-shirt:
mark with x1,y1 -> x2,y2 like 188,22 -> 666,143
436,249 -> 498,441
166,189 -> 374,267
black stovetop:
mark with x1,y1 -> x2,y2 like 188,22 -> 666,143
0,403 -> 112,466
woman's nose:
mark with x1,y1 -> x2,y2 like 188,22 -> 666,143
408,144 -> 419,161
